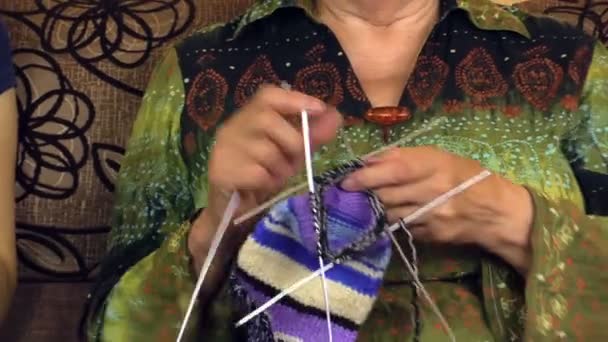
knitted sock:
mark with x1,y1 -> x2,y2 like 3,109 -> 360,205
232,185 -> 392,342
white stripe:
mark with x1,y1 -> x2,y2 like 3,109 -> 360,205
342,259 -> 385,279
237,237 -> 374,324
274,332 -> 304,342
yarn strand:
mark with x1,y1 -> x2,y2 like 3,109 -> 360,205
234,170 -> 491,329
399,220 -> 422,340
388,230 -> 455,341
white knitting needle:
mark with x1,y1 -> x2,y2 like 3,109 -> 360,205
176,192 -> 241,342
301,109 -> 334,342
233,116 -> 446,226
235,262 -> 335,328
235,170 -> 491,328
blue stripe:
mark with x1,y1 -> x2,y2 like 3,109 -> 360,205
264,205 -> 387,273
250,224 -> 384,297
326,207 -> 372,230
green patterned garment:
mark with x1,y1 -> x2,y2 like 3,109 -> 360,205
83,0 -> 608,341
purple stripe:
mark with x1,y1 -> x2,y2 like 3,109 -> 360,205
239,276 -> 358,342
250,224 -> 384,296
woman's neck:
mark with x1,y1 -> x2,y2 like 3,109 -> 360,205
315,0 -> 439,29
312,0 -> 441,107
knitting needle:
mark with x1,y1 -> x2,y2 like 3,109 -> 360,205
388,231 -> 456,342
235,262 -> 335,327
233,116 -> 446,226
397,170 -> 492,226
301,109 -> 334,342
176,192 -> 241,342
235,169 -> 491,328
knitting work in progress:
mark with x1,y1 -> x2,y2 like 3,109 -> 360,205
233,160 -> 391,342
231,158 -> 490,342
177,117 -> 492,342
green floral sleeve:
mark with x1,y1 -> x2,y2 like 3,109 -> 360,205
523,42 -> 608,341
100,225 -> 198,341
86,48 -> 235,341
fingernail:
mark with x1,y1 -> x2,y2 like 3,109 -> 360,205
305,99 -> 326,114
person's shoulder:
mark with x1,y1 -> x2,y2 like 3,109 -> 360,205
515,6 -> 596,44
176,19 -> 242,56
174,1 -> 298,60
512,6 -> 607,94
0,20 -> 16,94
0,20 -> 12,61
0,20 -> 9,49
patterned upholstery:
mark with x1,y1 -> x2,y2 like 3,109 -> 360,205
0,1 -> 605,341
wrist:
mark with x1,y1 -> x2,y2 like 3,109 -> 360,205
188,209 -> 216,266
482,182 -> 534,275
188,208 -> 246,271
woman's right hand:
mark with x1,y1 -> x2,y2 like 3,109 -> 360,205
188,85 -> 343,290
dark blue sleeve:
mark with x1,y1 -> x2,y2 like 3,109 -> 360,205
0,20 -> 16,95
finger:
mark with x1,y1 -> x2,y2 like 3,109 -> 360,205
253,85 -> 327,116
373,178 -> 445,207
243,139 -> 296,182
212,155 -> 279,192
341,158 -> 431,192
375,184 -> 420,207
308,106 -> 344,148
386,205 -> 424,226
241,163 -> 284,192
254,111 -> 305,163
256,107 -> 343,166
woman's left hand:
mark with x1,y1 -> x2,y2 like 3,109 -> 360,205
341,146 -> 535,275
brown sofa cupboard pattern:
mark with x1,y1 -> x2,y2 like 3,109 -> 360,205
0,1 -> 606,341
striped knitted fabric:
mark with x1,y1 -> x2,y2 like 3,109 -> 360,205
232,184 -> 392,342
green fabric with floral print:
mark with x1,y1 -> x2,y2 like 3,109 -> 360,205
85,0 -> 608,341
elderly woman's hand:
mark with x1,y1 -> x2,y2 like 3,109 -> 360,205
188,85 -> 342,293
341,146 -> 534,275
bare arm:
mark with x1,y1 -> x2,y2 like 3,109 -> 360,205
0,88 -> 18,322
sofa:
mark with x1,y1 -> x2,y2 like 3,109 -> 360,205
0,1 -> 606,341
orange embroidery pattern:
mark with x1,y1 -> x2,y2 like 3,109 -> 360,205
197,53 -> 216,66
513,55 -> 564,111
234,54 -> 281,107
346,69 -> 367,102
456,47 -> 508,105
294,63 -> 344,106
305,44 -> 326,63
442,99 -> 464,114
186,68 -> 228,131
503,105 -> 523,118
407,55 -> 450,111
561,94 -> 580,111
